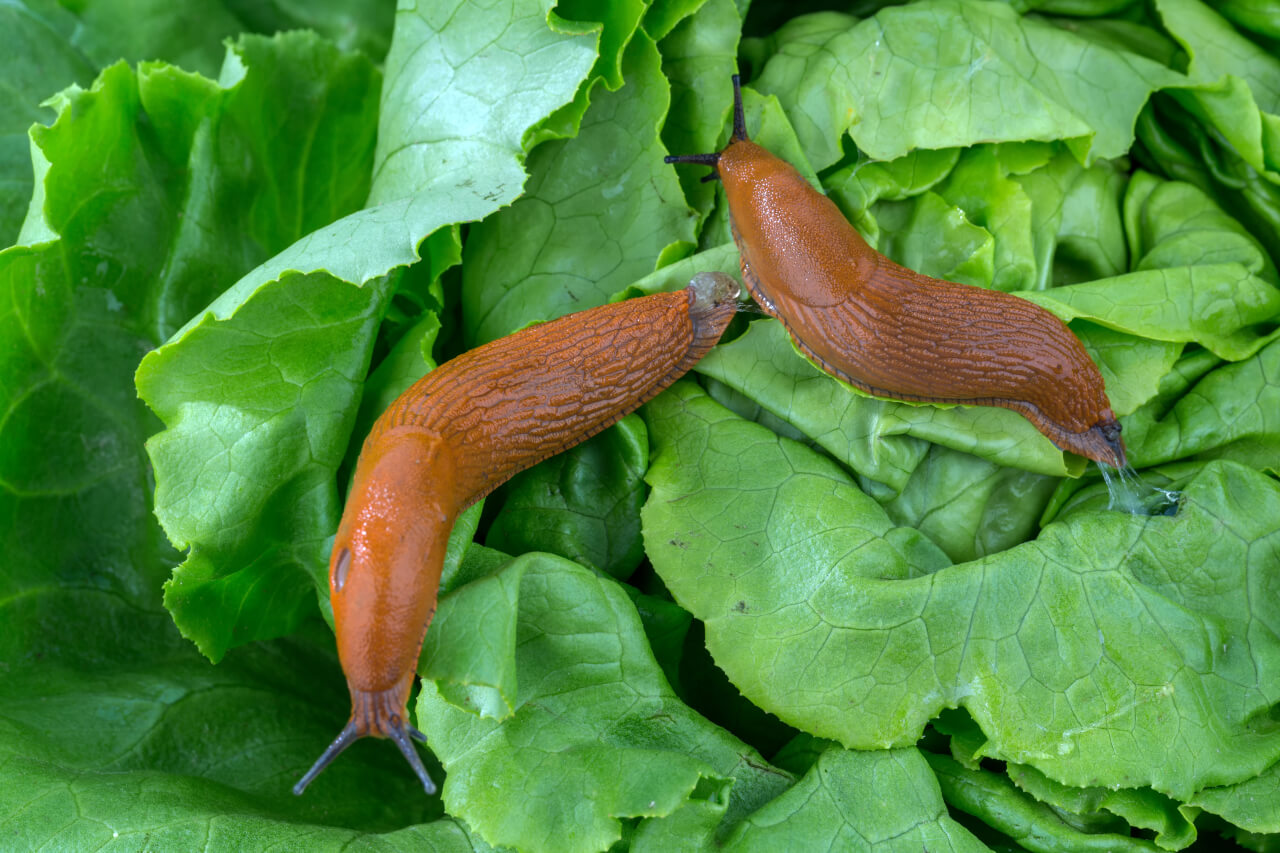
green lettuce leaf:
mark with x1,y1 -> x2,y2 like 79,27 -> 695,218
415,551 -> 794,853
1155,0 -> 1280,175
925,752 -> 1168,852
0,0 -> 395,251
1209,0 -> 1280,39
1021,264 -> 1280,361
643,381 -> 1280,800
752,0 -> 1184,169
486,414 -> 650,579
1123,337 -> 1280,468
878,445 -> 1061,564
1189,760 -> 1280,835
0,15 -> 493,843
0,0 -> 94,246
722,746 -> 987,851
0,625 -> 464,844
1006,762 -> 1198,849
460,29 -> 690,345
656,0 -> 743,223
136,2 -> 600,661
129,32 -> 385,660
7,0 -> 1280,848
935,708 -> 1200,849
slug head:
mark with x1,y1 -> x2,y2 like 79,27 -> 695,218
687,271 -> 741,314
294,427 -> 456,797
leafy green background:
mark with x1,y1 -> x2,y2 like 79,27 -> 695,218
3,0 -> 1279,850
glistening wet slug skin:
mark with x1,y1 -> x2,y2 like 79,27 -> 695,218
666,76 -> 1126,468
293,272 -> 740,795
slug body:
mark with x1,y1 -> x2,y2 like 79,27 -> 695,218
666,78 -> 1126,467
294,273 -> 740,795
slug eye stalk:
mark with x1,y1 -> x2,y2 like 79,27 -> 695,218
662,151 -> 721,182
293,717 -> 437,799
293,717 -> 434,796
663,73 -> 750,182
293,684 -> 436,796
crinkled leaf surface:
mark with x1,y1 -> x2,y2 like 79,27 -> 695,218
938,705 -> 1196,845
721,746 -> 987,851
9,0 -> 1280,848
751,0 -> 1185,169
416,549 -> 995,853
827,146 -> 964,248
1125,171 -> 1277,284
1156,0 -> 1280,175
0,625 -> 473,846
129,32 -> 385,660
1021,263 -> 1280,361
0,17 -> 494,847
486,414 -> 651,579
0,61 -> 181,636
1189,760 -> 1280,835
878,444 -> 1061,564
0,0 -> 396,250
643,382 -> 1280,799
1124,337 -> 1280,468
416,551 -> 794,853
1005,758 -> 1198,849
460,29 -> 691,344
0,0 -> 94,246
932,145 -> 1039,292
657,0 -> 743,221
136,1 -> 600,661
926,752 -> 1168,853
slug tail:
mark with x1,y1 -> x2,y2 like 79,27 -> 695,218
293,681 -> 437,796
1096,418 -> 1128,469
1037,412 -> 1127,469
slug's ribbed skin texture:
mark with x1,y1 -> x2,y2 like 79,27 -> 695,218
296,277 -> 739,796
667,76 -> 1125,467
375,286 -> 734,508
719,139 -> 1122,465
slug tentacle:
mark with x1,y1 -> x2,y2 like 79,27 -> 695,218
293,719 -> 359,796
666,75 -> 1127,468
663,152 -> 720,167
293,678 -> 436,796
730,73 -> 748,141
663,151 -> 721,182
662,73 -> 750,184
296,278 -> 738,796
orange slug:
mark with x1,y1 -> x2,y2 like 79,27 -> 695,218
666,76 -> 1126,468
293,272 -> 740,796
